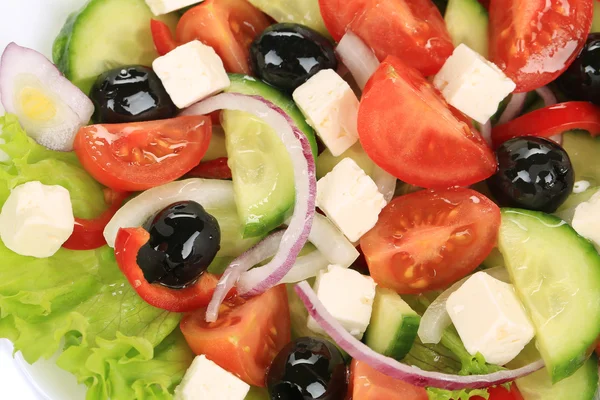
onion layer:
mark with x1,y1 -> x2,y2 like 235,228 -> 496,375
535,86 -> 558,107
497,93 -> 527,125
295,281 -> 544,389
336,31 -> 380,90
183,93 -> 316,321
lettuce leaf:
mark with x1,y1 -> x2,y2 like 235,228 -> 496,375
0,115 -> 194,399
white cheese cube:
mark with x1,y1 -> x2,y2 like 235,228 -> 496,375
446,272 -> 535,366
433,44 -> 516,124
174,355 -> 250,400
307,265 -> 377,339
293,69 -> 359,156
572,189 -> 600,249
316,158 -> 386,242
153,40 -> 230,109
0,181 -> 74,258
145,0 -> 199,16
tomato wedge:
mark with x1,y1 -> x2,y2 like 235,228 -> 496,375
150,19 -> 178,55
347,360 -> 428,400
358,56 -> 497,189
319,0 -> 454,76
74,116 -> 211,192
360,188 -> 500,294
114,227 -> 229,313
180,285 -> 291,387
491,102 -> 600,148
62,189 -> 128,250
187,157 -> 232,179
489,0 -> 593,92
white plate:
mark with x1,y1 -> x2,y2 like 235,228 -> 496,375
0,0 -> 91,398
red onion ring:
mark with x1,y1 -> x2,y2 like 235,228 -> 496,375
535,86 -> 558,107
183,93 -> 316,321
335,31 -> 380,90
294,281 -> 544,389
497,93 -> 527,125
479,121 -> 493,147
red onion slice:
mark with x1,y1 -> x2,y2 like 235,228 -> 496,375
479,121 -> 493,147
497,93 -> 527,125
295,281 -> 544,389
182,93 -> 316,321
0,43 -> 94,151
336,31 -> 380,90
535,86 -> 558,107
279,250 -> 329,284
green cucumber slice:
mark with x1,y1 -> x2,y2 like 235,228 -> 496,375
316,143 -> 375,180
562,130 -> 600,186
364,288 -> 420,361
445,0 -> 489,58
223,75 -> 318,238
209,207 -> 263,257
53,0 -> 178,94
246,0 -> 330,38
498,208 -> 600,382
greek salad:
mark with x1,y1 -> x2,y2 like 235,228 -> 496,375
1,0 -> 600,399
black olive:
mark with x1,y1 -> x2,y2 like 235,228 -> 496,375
486,137 -> 574,212
556,33 -> 600,105
267,337 -> 347,400
90,65 -> 176,123
250,23 -> 338,93
137,201 -> 220,289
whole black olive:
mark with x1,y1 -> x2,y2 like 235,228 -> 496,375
487,137 -> 574,212
267,337 -> 347,400
556,33 -> 600,105
90,65 -> 176,123
137,201 -> 220,289
250,23 -> 338,93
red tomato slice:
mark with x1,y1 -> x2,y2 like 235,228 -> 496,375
358,56 -> 497,189
74,116 -> 211,192
150,19 -> 178,56
180,285 -> 291,387
473,385 -> 525,400
492,101 -> 600,147
489,0 -> 593,93
347,360 -> 429,400
187,157 -> 232,179
319,0 -> 454,76
360,188 -> 500,294
176,0 -> 271,74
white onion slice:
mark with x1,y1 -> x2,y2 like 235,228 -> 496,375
336,31 -> 380,90
497,93 -> 527,125
306,213 -> 359,268
0,43 -> 93,151
183,93 -> 317,321
295,281 -> 544,389
479,121 -> 493,147
535,86 -> 558,107
104,179 -> 235,248
279,250 -> 329,284
419,267 -> 510,344
372,165 -> 397,203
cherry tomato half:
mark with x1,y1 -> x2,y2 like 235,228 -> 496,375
360,188 -> 501,294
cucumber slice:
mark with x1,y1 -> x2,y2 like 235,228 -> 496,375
498,208 -> 600,382
510,344 -> 598,400
246,0 -> 330,38
203,126 -> 227,162
53,0 -> 178,94
554,187 -> 599,224
209,207 -> 263,257
223,75 -> 318,238
364,288 -> 420,361
562,130 -> 600,186
317,143 -> 375,180
593,0 -> 600,33
445,0 -> 489,58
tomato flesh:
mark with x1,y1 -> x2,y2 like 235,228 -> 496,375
358,56 -> 497,189
473,385 -> 525,400
347,360 -> 428,400
74,116 -> 211,192
176,0 -> 271,74
320,0 -> 453,76
360,188 -> 500,294
489,0 -> 593,92
180,284 -> 291,387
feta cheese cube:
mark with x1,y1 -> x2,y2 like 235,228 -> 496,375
316,158 -> 386,242
145,0 -> 200,16
174,355 -> 250,400
293,69 -> 359,156
307,265 -> 377,339
446,272 -> 535,366
433,44 -> 516,124
572,188 -> 600,249
153,40 -> 230,109
0,181 -> 74,258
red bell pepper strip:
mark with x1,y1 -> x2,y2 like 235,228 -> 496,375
187,157 -> 232,180
114,227 -> 233,312
150,19 -> 178,56
62,189 -> 129,251
492,102 -> 600,148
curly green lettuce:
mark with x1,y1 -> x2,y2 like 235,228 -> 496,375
0,115 -> 194,399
